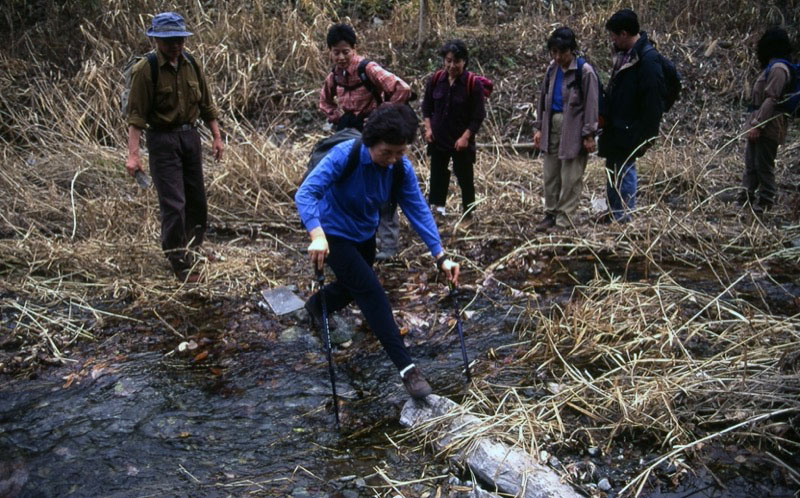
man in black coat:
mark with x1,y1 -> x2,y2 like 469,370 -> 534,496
597,9 -> 664,223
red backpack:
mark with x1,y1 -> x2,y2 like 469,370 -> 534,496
431,70 -> 493,99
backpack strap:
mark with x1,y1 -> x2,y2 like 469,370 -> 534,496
338,138 -> 363,183
357,59 -> 384,105
182,51 -> 201,81
570,57 -> 585,104
389,158 -> 405,209
146,52 -> 159,91
543,64 -> 554,101
466,71 -> 475,98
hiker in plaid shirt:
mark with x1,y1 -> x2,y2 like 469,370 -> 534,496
319,24 -> 411,132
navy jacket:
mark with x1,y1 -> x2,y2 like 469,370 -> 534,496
598,32 -> 664,160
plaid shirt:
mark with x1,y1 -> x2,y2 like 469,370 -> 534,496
319,55 -> 411,123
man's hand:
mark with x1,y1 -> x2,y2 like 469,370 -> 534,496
439,259 -> 460,286
308,227 -> 329,271
208,120 -> 224,161
125,154 -> 143,178
582,135 -> 596,153
424,127 -> 434,144
212,137 -> 224,161
533,130 -> 542,150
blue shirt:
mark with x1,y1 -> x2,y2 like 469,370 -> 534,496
295,139 -> 443,257
551,67 -> 564,113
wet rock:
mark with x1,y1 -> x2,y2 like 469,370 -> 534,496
548,456 -> 560,468
400,395 -> 580,498
291,486 -> 310,497
354,477 -> 366,488
329,317 -> 354,345
472,487 -> 501,498
597,478 -> 611,491
0,460 -> 28,498
587,447 -> 599,457
791,238 -> 800,248
279,326 -> 305,343
340,491 -> 359,498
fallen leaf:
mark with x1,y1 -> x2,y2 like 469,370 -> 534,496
179,432 -> 190,438
193,350 -> 209,362
62,373 -> 78,389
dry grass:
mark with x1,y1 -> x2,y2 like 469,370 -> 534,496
1,0 -> 799,495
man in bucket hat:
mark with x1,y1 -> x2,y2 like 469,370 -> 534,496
125,12 -> 224,283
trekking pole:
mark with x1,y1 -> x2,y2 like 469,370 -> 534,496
449,283 -> 472,382
315,267 -> 340,430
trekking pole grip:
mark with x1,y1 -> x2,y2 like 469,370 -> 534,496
315,266 -> 324,284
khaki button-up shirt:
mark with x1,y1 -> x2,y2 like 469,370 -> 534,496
126,50 -> 219,130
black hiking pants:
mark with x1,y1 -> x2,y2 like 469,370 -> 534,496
309,234 -> 413,372
428,145 -> 476,214
146,127 -> 207,275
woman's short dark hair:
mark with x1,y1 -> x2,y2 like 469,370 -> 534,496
362,104 -> 419,147
547,27 -> 578,53
605,9 -> 639,36
326,23 -> 357,48
438,39 -> 469,65
757,26 -> 792,68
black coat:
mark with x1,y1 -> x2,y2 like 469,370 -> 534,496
598,32 -> 664,160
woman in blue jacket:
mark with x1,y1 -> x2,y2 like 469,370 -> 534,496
295,104 -> 460,399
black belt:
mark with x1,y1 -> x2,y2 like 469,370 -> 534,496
148,123 -> 197,132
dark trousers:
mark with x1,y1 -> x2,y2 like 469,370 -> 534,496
743,137 -> 778,206
146,128 -> 207,274
311,234 -> 413,371
428,146 -> 476,213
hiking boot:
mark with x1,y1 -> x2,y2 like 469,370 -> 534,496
535,214 -> 556,232
175,269 -> 201,283
737,191 -> 755,207
304,296 -> 337,332
401,366 -> 433,399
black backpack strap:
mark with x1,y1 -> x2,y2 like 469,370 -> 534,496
543,64 -> 554,101
182,51 -> 201,80
389,158 -> 405,209
338,138 -> 363,183
357,59 -> 384,105
571,57 -> 585,104
146,52 -> 159,91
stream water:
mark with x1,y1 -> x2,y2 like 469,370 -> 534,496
1,256 -> 798,497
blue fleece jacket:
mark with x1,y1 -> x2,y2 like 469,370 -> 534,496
295,139 -> 443,257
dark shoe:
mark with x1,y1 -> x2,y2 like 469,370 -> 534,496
535,214 -> 556,232
176,269 -> 201,283
737,191 -> 755,207
401,366 -> 433,399
304,296 -> 337,332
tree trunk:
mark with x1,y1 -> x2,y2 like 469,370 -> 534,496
415,0 -> 426,56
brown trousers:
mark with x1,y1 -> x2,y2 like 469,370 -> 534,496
742,136 -> 778,206
146,128 -> 207,274
542,113 -> 587,227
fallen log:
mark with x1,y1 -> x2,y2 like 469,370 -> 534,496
400,395 -> 580,498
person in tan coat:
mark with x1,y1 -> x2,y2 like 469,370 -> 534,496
740,27 -> 793,212
532,27 -> 599,231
